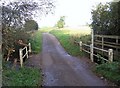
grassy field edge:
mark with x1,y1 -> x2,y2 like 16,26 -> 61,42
50,29 -> 88,57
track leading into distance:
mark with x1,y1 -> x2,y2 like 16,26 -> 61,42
41,33 -> 108,86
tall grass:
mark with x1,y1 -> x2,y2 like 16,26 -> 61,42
29,30 -> 42,54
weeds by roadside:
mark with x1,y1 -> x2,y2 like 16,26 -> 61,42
2,61 -> 41,86
95,62 -> 120,86
29,30 -> 42,54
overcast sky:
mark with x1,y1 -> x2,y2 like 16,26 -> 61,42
1,0 -> 113,27
35,0 -> 113,27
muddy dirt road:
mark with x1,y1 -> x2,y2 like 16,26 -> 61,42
41,33 -> 108,86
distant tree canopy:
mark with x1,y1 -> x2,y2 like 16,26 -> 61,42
56,16 -> 65,28
1,0 -> 55,56
91,2 -> 120,35
24,20 -> 38,31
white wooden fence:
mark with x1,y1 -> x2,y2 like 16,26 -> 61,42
19,43 -> 31,67
79,41 -> 113,63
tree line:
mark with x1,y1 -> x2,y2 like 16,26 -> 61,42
91,1 -> 120,36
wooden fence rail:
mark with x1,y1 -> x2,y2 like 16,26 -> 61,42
19,43 -> 31,67
94,35 -> 120,59
75,41 -> 113,63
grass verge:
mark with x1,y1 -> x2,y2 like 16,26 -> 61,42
29,30 -> 42,54
2,61 -> 41,86
50,28 -> 120,86
3,30 -> 43,86
95,62 -> 120,86
50,28 -> 91,56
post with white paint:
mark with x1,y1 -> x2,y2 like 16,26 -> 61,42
79,41 -> 82,51
90,44 -> 94,62
91,28 -> 94,62
28,43 -> 31,53
26,46 -> 28,58
108,49 -> 113,62
19,49 -> 23,67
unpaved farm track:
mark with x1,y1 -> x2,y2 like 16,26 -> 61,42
40,33 -> 108,86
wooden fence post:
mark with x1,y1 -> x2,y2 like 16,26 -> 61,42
116,37 -> 118,59
102,36 -> 104,49
108,49 -> 113,62
26,47 -> 28,58
79,41 -> 82,51
28,43 -> 31,53
102,36 -> 104,55
91,29 -> 94,62
90,44 -> 94,62
19,49 -> 23,67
